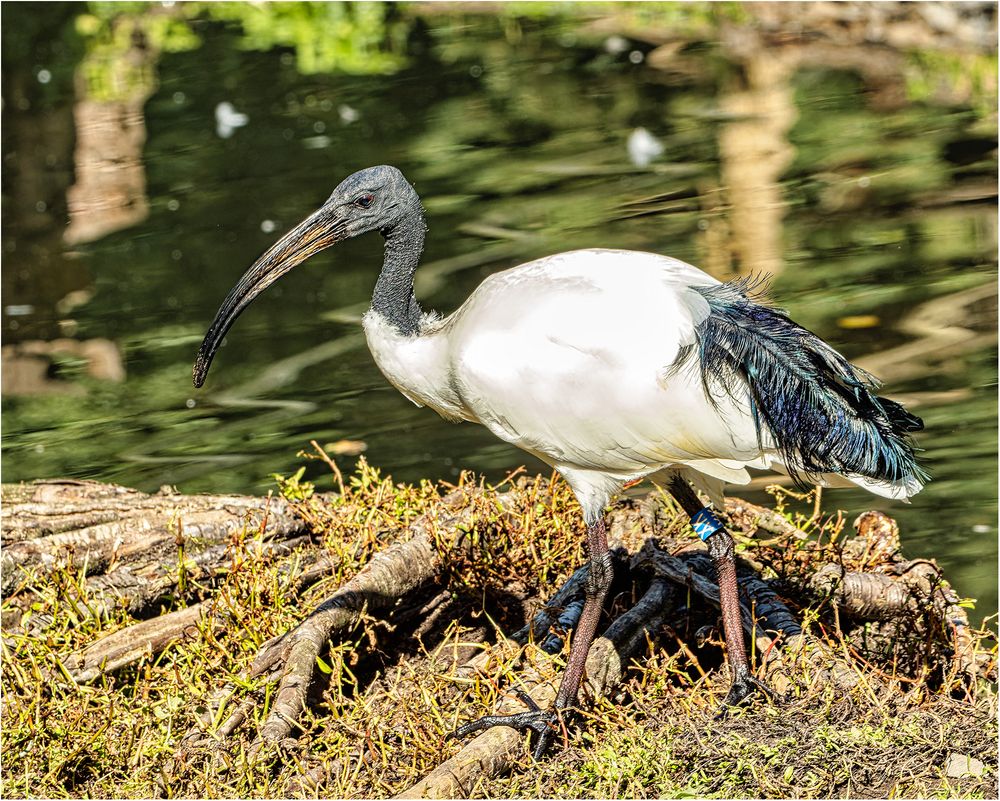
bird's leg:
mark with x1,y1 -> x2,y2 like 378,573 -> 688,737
668,477 -> 778,710
449,517 -> 613,759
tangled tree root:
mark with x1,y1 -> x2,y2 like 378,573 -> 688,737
2,460 -> 995,798
1,479 -> 306,634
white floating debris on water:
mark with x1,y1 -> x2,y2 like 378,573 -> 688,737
338,104 -> 359,124
627,127 -> 664,167
302,135 -> 332,150
604,35 -> 629,54
5,304 -> 34,316
260,219 -> 277,233
215,101 -> 249,139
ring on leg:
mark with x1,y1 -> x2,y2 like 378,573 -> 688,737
668,477 -> 781,715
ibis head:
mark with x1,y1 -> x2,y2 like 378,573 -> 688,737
192,165 -> 421,387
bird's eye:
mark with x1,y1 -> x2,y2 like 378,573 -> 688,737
353,193 -> 374,209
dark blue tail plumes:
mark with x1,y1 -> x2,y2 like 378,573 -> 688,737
692,278 -> 925,489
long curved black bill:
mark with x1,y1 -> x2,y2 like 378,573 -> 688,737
193,206 -> 342,387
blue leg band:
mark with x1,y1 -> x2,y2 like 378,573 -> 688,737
691,508 -> 724,542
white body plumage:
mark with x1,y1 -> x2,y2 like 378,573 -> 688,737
363,248 -> 919,522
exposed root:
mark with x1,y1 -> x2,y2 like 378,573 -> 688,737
50,545 -> 338,683
4,467 -> 994,800
253,529 -> 440,746
60,602 -> 218,684
173,485 -> 513,765
398,578 -> 681,799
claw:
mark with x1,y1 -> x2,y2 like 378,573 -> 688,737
510,688 -> 543,713
714,665 -> 781,719
447,697 -> 564,760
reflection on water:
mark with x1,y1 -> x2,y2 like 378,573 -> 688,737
718,46 -> 796,278
65,10 -> 160,245
2,3 -> 997,620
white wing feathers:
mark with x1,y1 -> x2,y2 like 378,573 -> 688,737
446,250 -> 766,476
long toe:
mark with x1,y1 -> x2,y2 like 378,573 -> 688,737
447,707 -> 561,759
715,669 -> 782,718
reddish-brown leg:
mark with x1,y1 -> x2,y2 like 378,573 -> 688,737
669,476 -> 777,708
448,517 -> 613,759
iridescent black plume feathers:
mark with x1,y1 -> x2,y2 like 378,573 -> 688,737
692,278 -> 925,489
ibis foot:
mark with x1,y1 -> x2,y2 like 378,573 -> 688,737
715,664 -> 780,718
448,690 -> 565,760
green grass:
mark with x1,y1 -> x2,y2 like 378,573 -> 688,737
2,461 -> 996,798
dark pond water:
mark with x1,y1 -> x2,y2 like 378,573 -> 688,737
3,5 -> 997,620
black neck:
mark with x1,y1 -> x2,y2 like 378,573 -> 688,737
371,205 -> 426,336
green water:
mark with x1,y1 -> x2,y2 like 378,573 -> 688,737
2,4 -> 996,621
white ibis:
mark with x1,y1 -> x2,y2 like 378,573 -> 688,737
193,165 -> 925,758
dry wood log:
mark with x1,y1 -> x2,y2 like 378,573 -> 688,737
1,480 -> 306,598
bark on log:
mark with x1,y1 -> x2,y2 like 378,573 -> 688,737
2,480 -> 306,598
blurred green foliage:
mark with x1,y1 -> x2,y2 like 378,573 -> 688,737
74,7 -> 198,101
463,0 -> 750,28
74,0 -> 408,97
906,49 -> 999,117
199,2 -> 409,75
